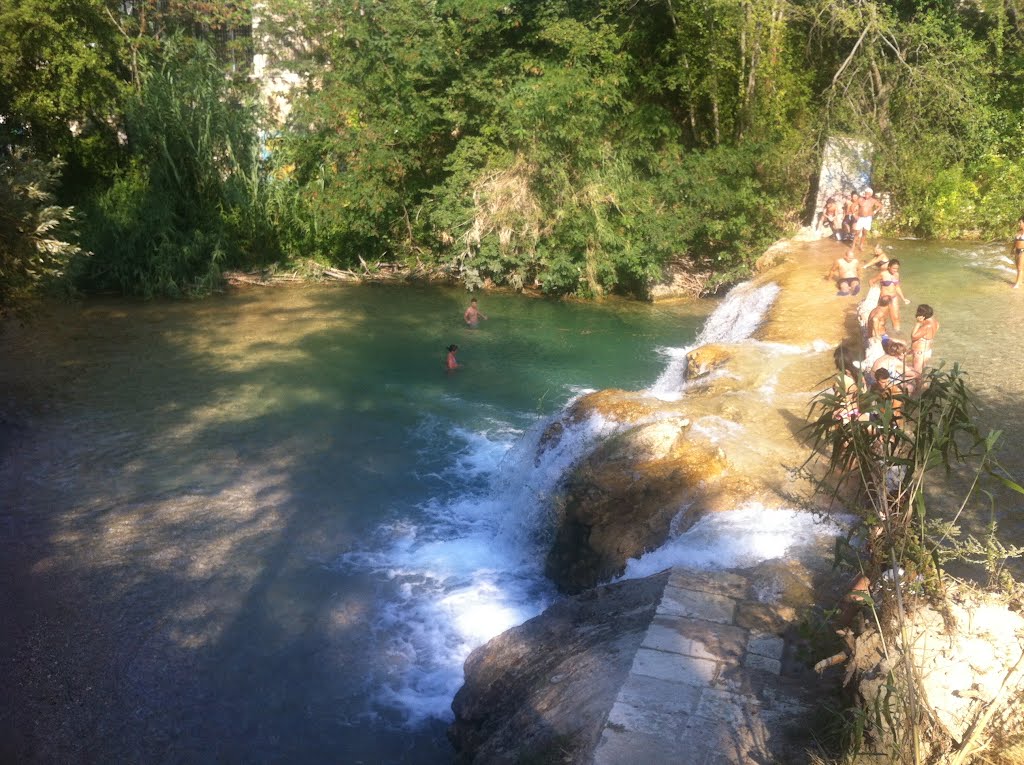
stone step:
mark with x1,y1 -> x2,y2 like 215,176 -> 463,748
592,566 -> 815,765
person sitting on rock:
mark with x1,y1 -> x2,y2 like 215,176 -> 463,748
826,249 -> 861,296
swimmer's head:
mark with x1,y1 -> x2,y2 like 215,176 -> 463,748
887,259 -> 900,271
916,304 -> 933,319
470,298 -> 478,305
875,368 -> 890,381
447,344 -> 458,352
888,340 -> 907,356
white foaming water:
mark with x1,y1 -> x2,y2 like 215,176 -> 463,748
618,505 -> 849,580
648,281 -> 781,397
335,408 -> 625,725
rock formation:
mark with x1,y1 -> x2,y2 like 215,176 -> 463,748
448,572 -> 670,764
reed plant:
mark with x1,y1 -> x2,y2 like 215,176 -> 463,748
801,363 -> 1024,763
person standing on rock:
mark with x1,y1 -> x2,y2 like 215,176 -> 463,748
842,192 -> 860,240
818,196 -> 840,238
870,259 -> 910,332
911,304 -> 939,374
853,187 -> 884,251
868,296 -> 893,341
1012,216 -> 1024,289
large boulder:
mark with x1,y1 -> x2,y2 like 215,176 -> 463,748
544,416 -> 729,593
449,572 -> 670,765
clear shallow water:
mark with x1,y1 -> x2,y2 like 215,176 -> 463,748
3,245 -> 1023,763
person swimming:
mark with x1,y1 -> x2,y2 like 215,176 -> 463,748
446,344 -> 459,371
464,298 -> 488,327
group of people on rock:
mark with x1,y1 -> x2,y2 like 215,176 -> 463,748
818,187 -> 941,425
818,188 -> 884,251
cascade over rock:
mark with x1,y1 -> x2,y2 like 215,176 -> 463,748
544,415 -> 726,593
540,348 -> 825,592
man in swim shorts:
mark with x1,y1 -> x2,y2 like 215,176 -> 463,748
854,187 -> 884,251
842,192 -> 859,240
826,248 -> 862,296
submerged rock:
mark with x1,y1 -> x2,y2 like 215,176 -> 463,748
449,572 -> 670,764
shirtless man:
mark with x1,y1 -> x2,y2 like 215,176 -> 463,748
842,192 -> 860,240
463,298 -> 488,327
868,296 -> 893,340
826,248 -> 861,296
910,304 -> 939,374
853,187 -> 884,251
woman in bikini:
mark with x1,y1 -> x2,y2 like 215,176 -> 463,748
870,259 -> 910,332
1013,216 -> 1024,289
911,304 -> 939,375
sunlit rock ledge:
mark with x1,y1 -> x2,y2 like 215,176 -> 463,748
542,239 -> 846,594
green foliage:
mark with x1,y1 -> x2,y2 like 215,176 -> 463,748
0,146 -> 86,313
78,35 -> 262,296
803,362 -> 1024,590
0,0 -> 126,184
7,0 -> 1024,297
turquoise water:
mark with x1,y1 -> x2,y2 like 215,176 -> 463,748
4,244 -> 1024,763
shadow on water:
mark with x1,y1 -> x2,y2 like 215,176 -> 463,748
0,284 -> 710,764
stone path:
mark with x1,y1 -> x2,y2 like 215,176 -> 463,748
592,567 -> 817,765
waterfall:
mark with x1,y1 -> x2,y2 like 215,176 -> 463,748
648,281 -> 781,398
332,279 -> 792,726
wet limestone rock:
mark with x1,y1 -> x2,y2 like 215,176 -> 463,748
545,417 -> 727,593
566,388 -> 674,425
685,344 -> 733,380
449,572 -> 670,765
